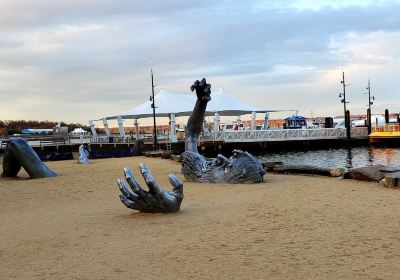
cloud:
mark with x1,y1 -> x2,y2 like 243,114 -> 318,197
0,1 -> 216,31
0,1 -> 399,123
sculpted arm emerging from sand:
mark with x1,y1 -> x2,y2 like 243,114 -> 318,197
181,78 -> 266,183
185,79 -> 211,152
118,163 -> 183,213
2,137 -> 57,179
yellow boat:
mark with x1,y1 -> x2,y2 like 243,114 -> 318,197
369,124 -> 400,144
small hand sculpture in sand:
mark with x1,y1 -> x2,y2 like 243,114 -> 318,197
117,163 -> 183,213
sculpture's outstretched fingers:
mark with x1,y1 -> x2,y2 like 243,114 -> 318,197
168,174 -> 183,196
119,193 -> 139,210
193,78 -> 210,101
199,78 -> 205,87
118,179 -> 148,210
201,79 -> 209,91
139,163 -> 163,194
205,84 -> 211,94
124,167 -> 148,199
118,178 -> 136,200
190,80 -> 199,91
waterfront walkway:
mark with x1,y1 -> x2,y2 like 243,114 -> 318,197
0,127 -> 368,150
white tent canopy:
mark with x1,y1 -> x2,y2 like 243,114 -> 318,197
103,88 -> 275,120
69,127 -> 89,135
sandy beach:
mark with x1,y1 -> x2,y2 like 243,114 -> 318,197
1,157 -> 400,279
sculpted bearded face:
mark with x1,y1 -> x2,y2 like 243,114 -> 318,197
181,149 -> 266,184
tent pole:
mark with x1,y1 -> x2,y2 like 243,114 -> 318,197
102,118 -> 111,137
251,111 -> 256,130
88,120 -> 97,136
117,115 -> 125,138
134,119 -> 139,140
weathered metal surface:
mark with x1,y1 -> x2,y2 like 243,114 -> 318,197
117,163 -> 183,213
181,78 -> 265,184
181,149 -> 266,183
1,137 -> 57,179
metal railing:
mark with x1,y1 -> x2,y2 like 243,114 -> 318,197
372,124 -> 400,133
0,127 -> 369,150
200,127 -> 368,143
0,136 -> 66,149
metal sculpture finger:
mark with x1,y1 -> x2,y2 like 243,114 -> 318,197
124,167 -> 148,200
117,164 -> 184,213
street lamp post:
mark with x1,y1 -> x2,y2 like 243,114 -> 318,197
365,79 -> 374,112
339,70 -> 350,127
150,69 -> 158,150
364,78 -> 375,134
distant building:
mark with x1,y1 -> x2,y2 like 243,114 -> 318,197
21,128 -> 53,135
284,116 -> 307,129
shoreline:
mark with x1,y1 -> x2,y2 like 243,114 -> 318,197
1,157 -> 400,279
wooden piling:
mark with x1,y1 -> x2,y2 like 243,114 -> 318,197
345,110 -> 351,139
385,109 -> 389,124
367,108 -> 371,134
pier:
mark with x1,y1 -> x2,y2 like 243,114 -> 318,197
0,127 -> 369,159
205,127 -> 368,142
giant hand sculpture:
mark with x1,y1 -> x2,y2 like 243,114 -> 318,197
2,137 -> 57,179
118,163 -> 184,213
181,78 -> 265,183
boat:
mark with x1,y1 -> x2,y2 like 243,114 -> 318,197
369,124 -> 400,144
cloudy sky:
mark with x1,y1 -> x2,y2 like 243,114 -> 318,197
1,0 -> 400,125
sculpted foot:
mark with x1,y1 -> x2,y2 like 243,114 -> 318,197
2,137 -> 57,179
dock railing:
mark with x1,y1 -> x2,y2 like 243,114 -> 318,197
0,136 -> 66,149
372,124 -> 400,133
0,127 -> 369,150
200,127 -> 368,143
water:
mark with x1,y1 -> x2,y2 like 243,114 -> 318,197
1,146 -> 398,171
258,146 -> 400,170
